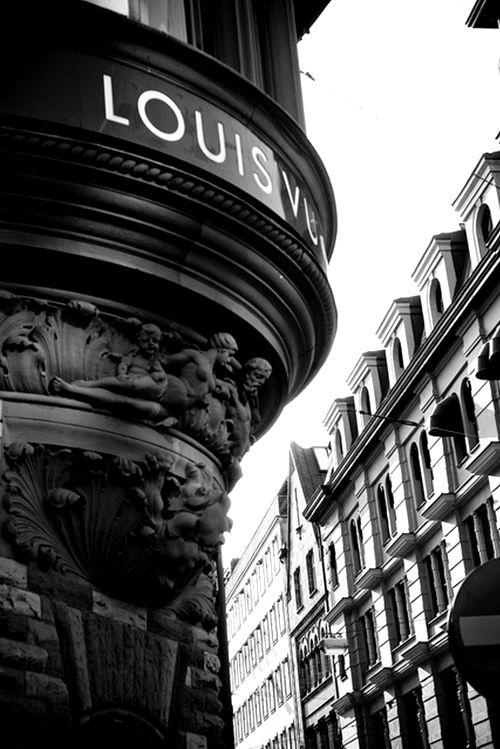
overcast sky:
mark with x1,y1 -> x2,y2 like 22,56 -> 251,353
222,0 -> 500,565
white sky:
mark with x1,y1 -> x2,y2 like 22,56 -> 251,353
221,0 -> 500,565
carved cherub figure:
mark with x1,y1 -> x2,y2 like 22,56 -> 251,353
50,330 -> 239,426
52,323 -> 167,399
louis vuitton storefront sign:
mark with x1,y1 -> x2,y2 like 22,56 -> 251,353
1,49 -> 330,264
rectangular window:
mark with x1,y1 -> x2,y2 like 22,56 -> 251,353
255,687 -> 262,725
265,549 -> 272,583
248,694 -> 255,731
388,579 -> 412,646
283,657 -> 291,697
329,542 -> 339,588
249,633 -> 256,668
255,625 -> 263,661
263,615 -> 271,651
275,666 -> 284,705
359,608 -> 379,671
277,595 -> 286,633
270,605 -> 278,643
306,550 -> 317,594
436,667 -> 475,749
463,500 -> 497,570
269,675 -> 276,712
293,568 -> 303,610
423,544 -> 450,619
262,682 -> 269,718
272,537 -> 280,574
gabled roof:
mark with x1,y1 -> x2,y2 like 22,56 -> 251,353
289,442 -> 326,503
466,0 -> 499,28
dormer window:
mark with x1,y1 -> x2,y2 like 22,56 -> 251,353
360,386 -> 372,420
429,278 -> 444,324
393,336 -> 404,378
334,429 -> 344,465
478,203 -> 493,255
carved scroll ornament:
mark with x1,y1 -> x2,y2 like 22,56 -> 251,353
2,441 -> 231,624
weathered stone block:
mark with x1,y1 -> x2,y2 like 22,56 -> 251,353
0,558 -> 27,588
92,590 -> 147,630
149,609 -> 196,644
25,671 -> 69,704
28,619 -> 59,650
0,636 -> 48,671
187,665 -> 222,691
0,583 -> 42,619
0,609 -> 31,641
29,568 -> 93,612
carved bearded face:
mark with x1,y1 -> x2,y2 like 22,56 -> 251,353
242,358 -> 272,393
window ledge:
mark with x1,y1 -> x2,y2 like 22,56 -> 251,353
399,639 -> 429,666
331,690 -> 362,717
369,665 -> 394,689
420,492 -> 455,521
464,440 -> 500,477
325,596 -> 354,622
384,532 -> 416,558
355,566 -> 383,590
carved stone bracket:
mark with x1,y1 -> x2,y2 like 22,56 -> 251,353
2,441 -> 231,624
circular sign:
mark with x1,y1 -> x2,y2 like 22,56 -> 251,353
448,557 -> 500,701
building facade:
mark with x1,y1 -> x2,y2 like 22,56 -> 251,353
226,487 -> 299,749
285,442 -> 345,749
0,1 -> 337,746
305,147 -> 500,748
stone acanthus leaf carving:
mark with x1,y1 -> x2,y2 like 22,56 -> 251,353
1,442 -> 231,625
0,290 -> 272,467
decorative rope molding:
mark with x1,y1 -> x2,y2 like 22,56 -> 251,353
0,124 -> 336,343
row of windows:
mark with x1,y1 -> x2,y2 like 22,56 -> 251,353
357,526 -> 493,673
233,659 -> 293,744
346,507 -> 498,679
361,666 -> 489,749
84,0 -> 303,121
298,643 -> 338,695
230,596 -> 286,690
292,547 -> 318,611
304,712 -> 343,749
228,537 -> 281,638
331,370 -> 480,486
258,724 -> 298,749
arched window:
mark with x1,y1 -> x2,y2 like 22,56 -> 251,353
377,484 -> 390,545
409,442 -> 425,508
419,431 -> 434,498
429,278 -> 444,324
461,378 -> 479,451
350,517 -> 365,574
378,476 -> 397,544
477,203 -> 493,255
385,475 -> 397,536
360,386 -> 372,423
393,337 -> 405,377
335,429 -> 344,464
